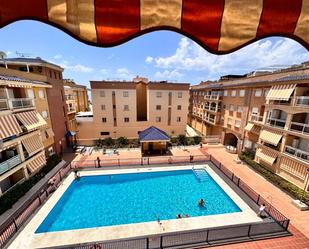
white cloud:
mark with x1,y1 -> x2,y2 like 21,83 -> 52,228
145,56 -> 154,63
53,54 -> 62,60
154,69 -> 183,80
116,68 -> 133,79
100,69 -> 109,75
147,37 -> 309,79
53,60 -> 94,73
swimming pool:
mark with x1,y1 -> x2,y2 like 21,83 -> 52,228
36,168 -> 241,233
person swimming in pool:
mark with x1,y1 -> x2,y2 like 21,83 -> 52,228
198,198 -> 205,207
176,213 -> 182,219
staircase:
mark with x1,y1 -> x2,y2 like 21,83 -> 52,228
192,168 -> 209,182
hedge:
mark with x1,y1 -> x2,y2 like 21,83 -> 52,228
239,152 -> 309,206
0,154 -> 61,215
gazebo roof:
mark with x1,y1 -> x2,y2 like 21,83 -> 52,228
139,126 -> 170,142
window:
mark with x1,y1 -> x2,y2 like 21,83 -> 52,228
252,107 -> 259,116
48,147 -> 55,156
38,90 -> 45,99
156,117 -> 161,122
49,70 -> 52,78
156,92 -> 162,97
100,91 -> 105,97
178,92 -> 183,98
239,89 -> 245,97
102,117 -> 107,123
237,106 -> 243,113
101,104 -> 105,110
235,120 -> 241,128
255,89 -> 262,97
244,139 -> 253,149
229,104 -> 234,111
123,91 -> 129,97
101,132 -> 110,136
27,89 -> 34,98
224,90 -> 228,96
227,118 -> 233,125
112,91 -> 115,96
264,88 -> 270,97
177,105 -> 182,110
176,117 -> 181,122
231,90 -> 237,97
42,110 -> 48,119
156,105 -> 161,110
113,105 -> 116,109
124,117 -> 129,123
123,105 -> 129,111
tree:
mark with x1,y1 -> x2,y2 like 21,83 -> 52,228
115,136 -> 128,148
176,134 -> 187,145
104,137 -> 114,147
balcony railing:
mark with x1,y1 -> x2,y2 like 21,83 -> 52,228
0,155 -> 21,175
266,117 -> 286,128
285,145 -> 309,162
0,99 -> 9,111
204,95 -> 220,100
67,107 -> 76,112
8,98 -> 34,110
65,95 -> 75,100
289,122 -> 309,135
204,105 -> 219,112
250,114 -> 264,123
204,116 -> 215,124
295,96 -> 309,107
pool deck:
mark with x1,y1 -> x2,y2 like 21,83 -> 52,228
8,165 -> 261,249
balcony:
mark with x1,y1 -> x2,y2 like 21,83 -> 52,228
0,155 -> 21,175
65,95 -> 75,100
285,145 -> 309,162
0,99 -> 9,111
289,122 -> 309,135
266,117 -> 286,128
250,114 -> 264,123
204,95 -> 221,101
204,105 -> 219,112
295,96 -> 309,107
8,98 -> 34,110
203,115 -> 215,124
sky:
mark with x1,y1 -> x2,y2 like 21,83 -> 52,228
0,20 -> 309,88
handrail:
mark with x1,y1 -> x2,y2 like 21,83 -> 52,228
295,96 -> 309,107
289,121 -> 309,135
285,145 -> 309,162
0,99 -> 9,111
250,114 -> 264,122
0,155 -> 21,175
8,98 -> 34,110
266,117 -> 286,128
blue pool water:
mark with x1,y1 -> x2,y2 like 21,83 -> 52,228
36,169 -> 241,233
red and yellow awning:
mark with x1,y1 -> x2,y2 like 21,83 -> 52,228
0,0 -> 308,53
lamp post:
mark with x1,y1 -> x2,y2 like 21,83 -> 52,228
301,168 -> 309,204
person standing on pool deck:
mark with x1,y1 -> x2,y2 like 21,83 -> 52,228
97,157 -> 101,168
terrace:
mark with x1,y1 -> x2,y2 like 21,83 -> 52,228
266,109 -> 287,129
289,113 -> 309,136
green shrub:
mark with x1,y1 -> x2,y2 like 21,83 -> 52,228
176,134 -> 187,145
104,137 -> 114,147
0,154 -> 61,215
239,152 -> 309,206
193,136 -> 202,145
115,137 -> 128,148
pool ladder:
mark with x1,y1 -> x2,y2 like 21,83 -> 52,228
192,168 -> 209,182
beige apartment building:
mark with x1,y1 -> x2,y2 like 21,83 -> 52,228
189,62 -> 309,190
0,74 -> 51,195
77,77 -> 189,145
0,58 -> 68,154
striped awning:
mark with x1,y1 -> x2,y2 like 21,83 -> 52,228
7,82 -> 32,88
256,147 -> 278,165
259,129 -> 283,146
15,111 -> 47,132
245,123 -> 261,134
0,1 -> 308,54
0,114 -> 23,140
26,152 -> 46,173
266,84 -> 296,101
21,133 -> 44,157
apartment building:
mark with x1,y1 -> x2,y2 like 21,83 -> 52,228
77,77 -> 189,145
189,62 -> 309,190
0,74 -> 51,195
0,58 -> 68,154
63,79 -> 89,146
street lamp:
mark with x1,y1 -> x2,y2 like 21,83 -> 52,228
301,168 -> 309,204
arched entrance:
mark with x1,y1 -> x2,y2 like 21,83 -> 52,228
224,133 -> 238,147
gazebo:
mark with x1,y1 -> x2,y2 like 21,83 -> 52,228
139,126 -> 170,155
